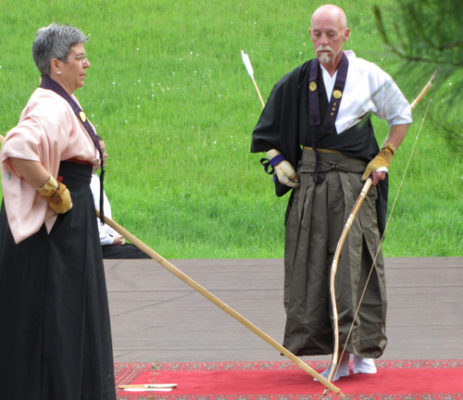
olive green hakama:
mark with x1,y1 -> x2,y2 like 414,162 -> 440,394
283,149 -> 387,358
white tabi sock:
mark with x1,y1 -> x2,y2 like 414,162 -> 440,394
353,355 -> 377,374
314,352 -> 350,382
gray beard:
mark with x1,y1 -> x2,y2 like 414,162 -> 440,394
318,52 -> 332,64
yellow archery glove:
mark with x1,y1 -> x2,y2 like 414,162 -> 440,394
37,176 -> 73,214
267,149 -> 300,188
361,142 -> 396,181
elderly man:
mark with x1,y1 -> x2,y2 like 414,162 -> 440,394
251,4 -> 411,381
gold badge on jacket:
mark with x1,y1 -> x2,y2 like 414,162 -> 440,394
309,81 -> 317,91
79,111 -> 87,122
333,89 -> 342,99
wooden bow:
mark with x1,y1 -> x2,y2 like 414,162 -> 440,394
0,133 -> 344,396
326,70 -> 437,386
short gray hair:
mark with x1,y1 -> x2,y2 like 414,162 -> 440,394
32,23 -> 88,76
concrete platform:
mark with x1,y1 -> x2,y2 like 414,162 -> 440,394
105,257 -> 463,363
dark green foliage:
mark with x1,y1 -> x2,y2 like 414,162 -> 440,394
374,0 -> 463,153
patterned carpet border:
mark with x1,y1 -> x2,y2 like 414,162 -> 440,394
115,359 -> 463,374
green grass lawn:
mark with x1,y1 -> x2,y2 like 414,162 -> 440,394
0,0 -> 462,258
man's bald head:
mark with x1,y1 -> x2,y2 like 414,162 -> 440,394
311,4 -> 347,30
309,4 -> 350,73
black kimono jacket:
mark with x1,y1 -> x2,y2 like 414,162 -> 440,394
251,59 -> 388,233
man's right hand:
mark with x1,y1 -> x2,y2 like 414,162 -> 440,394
266,149 -> 300,188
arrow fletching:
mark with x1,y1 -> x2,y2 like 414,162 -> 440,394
241,50 -> 254,79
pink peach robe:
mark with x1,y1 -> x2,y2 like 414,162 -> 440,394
1,87 -> 99,243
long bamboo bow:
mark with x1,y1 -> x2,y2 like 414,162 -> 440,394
325,70 -> 437,386
0,132 -> 344,396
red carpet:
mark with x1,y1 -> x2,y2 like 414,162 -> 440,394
115,360 -> 463,399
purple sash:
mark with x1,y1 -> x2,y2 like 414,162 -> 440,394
307,52 -> 349,183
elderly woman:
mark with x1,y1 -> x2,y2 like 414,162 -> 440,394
0,24 -> 116,399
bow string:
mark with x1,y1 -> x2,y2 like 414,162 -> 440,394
325,69 -> 437,388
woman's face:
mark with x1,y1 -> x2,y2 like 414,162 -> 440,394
60,43 -> 90,94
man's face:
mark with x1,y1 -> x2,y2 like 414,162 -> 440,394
309,10 -> 349,68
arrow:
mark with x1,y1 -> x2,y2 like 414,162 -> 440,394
241,50 -> 266,108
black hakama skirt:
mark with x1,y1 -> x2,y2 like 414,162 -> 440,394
0,161 -> 116,400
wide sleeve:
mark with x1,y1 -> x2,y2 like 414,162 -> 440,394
1,91 -> 77,243
2,86 -> 103,244
251,79 -> 286,154
368,65 -> 412,126
2,97 -> 72,172
250,64 -> 308,197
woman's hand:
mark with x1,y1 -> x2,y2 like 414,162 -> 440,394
112,236 -> 125,246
